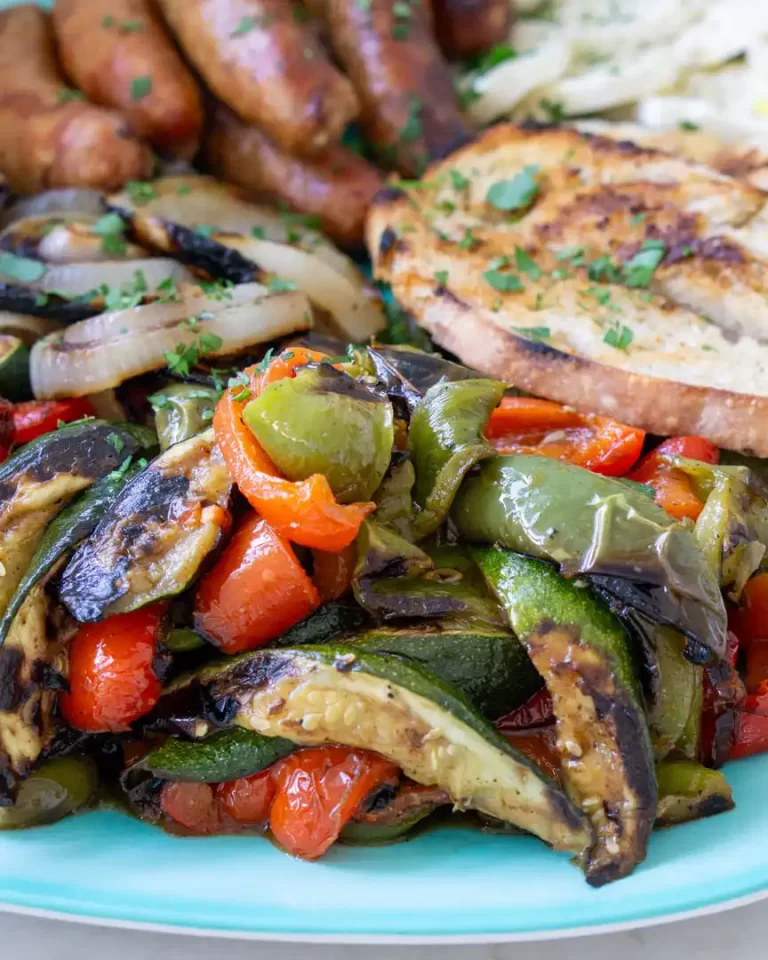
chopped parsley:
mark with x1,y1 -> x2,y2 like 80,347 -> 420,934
126,180 -> 157,206
231,15 -> 257,36
251,226 -> 266,240
392,0 -> 412,17
622,239 -> 666,288
254,348 -> 276,375
199,279 -> 234,301
603,323 -> 633,351
227,371 -> 252,403
450,169 -> 469,190
434,270 -> 449,286
630,212 -> 647,226
119,19 -> 144,32
514,247 -> 542,280
679,120 -> 700,132
280,211 -> 321,229
513,326 -> 550,342
194,223 -> 217,238
199,332 -> 224,354
486,165 -> 539,212
176,183 -> 192,196
587,255 -> 620,283
157,277 -> 180,303
104,269 -> 148,311
539,98 -> 565,125
130,76 -> 152,101
0,252 -> 47,284
56,88 -> 85,104
556,245 -> 585,266
106,432 -> 125,453
164,332 -> 223,377
585,285 -> 611,306
91,213 -> 127,255
457,228 -> 478,250
483,269 -> 523,292
470,43 -> 517,74
268,277 -> 298,292
399,97 -> 423,143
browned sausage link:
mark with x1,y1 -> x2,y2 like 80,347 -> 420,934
432,0 -> 512,59
204,103 -> 384,249
157,0 -> 360,157
324,0 -> 473,176
53,0 -> 204,159
0,6 -> 152,194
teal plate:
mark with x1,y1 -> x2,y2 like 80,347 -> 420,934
0,756 -> 766,940
3,0 -> 768,941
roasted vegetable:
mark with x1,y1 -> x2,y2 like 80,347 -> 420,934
0,757 -> 97,829
453,455 -> 728,666
0,335 -> 30,401
409,379 -> 504,538
142,728 -> 295,784
0,420 -> 155,624
669,456 -> 768,600
655,761 -> 734,827
149,384 -> 218,451
366,344 -> 478,417
650,627 -> 704,761
473,548 -> 656,886
157,644 -> 592,855
243,365 -> 394,504
59,428 -> 232,622
343,623 -> 541,720
0,462 -> 139,646
341,782 -> 447,845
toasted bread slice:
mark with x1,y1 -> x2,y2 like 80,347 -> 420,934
367,124 -> 768,455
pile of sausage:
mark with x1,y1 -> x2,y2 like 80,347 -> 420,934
0,0 -> 512,247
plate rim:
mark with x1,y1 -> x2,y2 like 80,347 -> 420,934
1,888 -> 767,945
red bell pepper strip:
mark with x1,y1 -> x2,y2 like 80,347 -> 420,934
486,397 -> 645,476
194,511 -> 320,654
12,397 -> 95,446
628,436 -> 719,522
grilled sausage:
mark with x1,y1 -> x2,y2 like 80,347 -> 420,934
0,5 -> 152,194
204,103 -> 384,248
323,0 -> 473,176
432,0 -> 512,59
157,0 -> 360,157
53,0 -> 204,159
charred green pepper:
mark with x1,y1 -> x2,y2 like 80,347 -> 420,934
453,455 -> 727,665
149,384 -> 219,451
0,757 -> 97,830
472,547 -> 656,886
655,761 -> 734,827
243,364 -> 394,504
408,378 -> 504,538
650,627 -> 704,761
668,456 -> 768,600
0,335 -> 30,401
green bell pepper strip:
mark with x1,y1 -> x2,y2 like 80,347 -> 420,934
666,456 -> 768,600
408,378 -> 504,539
243,364 -> 394,504
149,383 -> 219,451
372,456 -> 417,539
472,547 -> 656,886
650,627 -> 704,761
655,761 -> 734,827
453,454 -> 727,666
0,757 -> 97,830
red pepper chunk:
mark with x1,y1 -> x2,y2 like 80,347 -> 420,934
60,604 -> 166,733
194,511 -> 320,654
628,436 -> 719,522
731,693 -> 768,760
486,397 -> 645,476
12,397 -> 95,446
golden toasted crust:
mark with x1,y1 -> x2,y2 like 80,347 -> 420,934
367,124 -> 768,455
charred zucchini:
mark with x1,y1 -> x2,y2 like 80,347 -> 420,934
60,428 -> 232,622
162,645 -> 592,856
142,728 -> 295,783
0,463 -> 139,645
0,420 -> 155,623
473,548 -> 656,886
344,624 -> 542,720
453,455 -> 727,665
0,335 -> 30,401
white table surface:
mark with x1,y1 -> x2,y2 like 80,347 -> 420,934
1,899 -> 766,959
